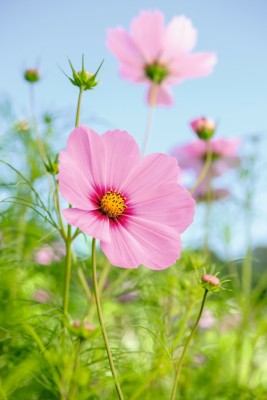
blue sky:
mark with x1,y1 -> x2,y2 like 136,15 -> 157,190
1,0 -> 267,152
1,0 -> 267,255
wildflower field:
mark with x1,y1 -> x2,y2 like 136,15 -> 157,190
1,2 -> 267,399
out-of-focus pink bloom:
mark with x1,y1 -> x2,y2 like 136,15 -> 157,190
34,242 -> 65,265
171,138 -> 240,178
194,184 -> 231,202
190,117 -> 216,140
35,246 -> 54,265
33,289 -> 50,303
58,126 -> 195,269
107,11 -> 217,106
199,309 -> 216,329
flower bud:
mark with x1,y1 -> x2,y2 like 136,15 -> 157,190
44,154 -> 59,175
69,320 -> 95,340
66,55 -> 103,91
190,117 -> 216,140
24,68 -> 40,84
201,274 -> 220,291
14,120 -> 30,133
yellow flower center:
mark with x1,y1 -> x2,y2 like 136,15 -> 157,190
100,190 -> 127,218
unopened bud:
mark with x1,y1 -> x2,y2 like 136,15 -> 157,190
65,55 -> 103,91
24,68 -> 40,84
201,274 -> 220,291
44,154 -> 59,175
190,117 -> 216,140
70,320 -> 95,340
15,120 -> 30,133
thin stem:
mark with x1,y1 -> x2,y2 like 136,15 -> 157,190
91,238 -> 124,400
63,233 -> 72,316
190,141 -> 213,196
75,87 -> 83,127
69,339 -> 83,400
170,289 -> 208,400
141,83 -> 158,157
62,87 -> 83,315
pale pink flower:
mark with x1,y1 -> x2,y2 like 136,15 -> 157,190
171,138 -> 240,178
107,11 -> 217,105
34,242 -> 65,265
33,289 -> 50,303
58,126 -> 195,269
199,309 -> 216,329
34,246 -> 55,265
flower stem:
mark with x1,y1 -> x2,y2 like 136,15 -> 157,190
62,87 -> 83,315
63,232 -> 72,316
190,141 -> 212,195
75,87 -> 83,127
170,289 -> 208,400
91,238 -> 124,400
141,83 -> 158,157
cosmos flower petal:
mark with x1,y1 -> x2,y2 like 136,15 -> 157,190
100,222 -> 143,268
66,126 -> 106,190
147,84 -> 173,106
122,153 -> 181,198
62,208 -> 111,242
161,16 -> 197,61
125,216 -> 183,270
106,27 -> 144,66
101,130 -> 140,190
58,151 -> 97,209
170,52 -> 217,79
132,183 -> 195,233
119,62 -> 147,82
130,10 -> 165,63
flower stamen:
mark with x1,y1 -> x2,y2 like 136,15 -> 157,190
145,62 -> 169,84
100,190 -> 127,218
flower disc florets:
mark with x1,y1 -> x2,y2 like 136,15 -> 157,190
100,190 -> 127,218
145,62 -> 169,84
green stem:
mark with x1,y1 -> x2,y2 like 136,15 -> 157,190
190,141 -> 212,196
141,83 -> 158,157
170,289 -> 208,400
91,238 -> 124,400
62,87 -> 83,315
75,87 -> 83,127
63,233 -> 72,316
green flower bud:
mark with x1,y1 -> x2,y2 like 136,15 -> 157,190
65,55 -> 103,91
44,154 -> 59,175
24,68 -> 40,84
14,120 -> 30,133
69,320 -> 95,340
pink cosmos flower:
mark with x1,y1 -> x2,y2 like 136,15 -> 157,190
34,242 -> 65,265
171,138 -> 240,178
58,126 -> 195,269
107,10 -> 217,106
